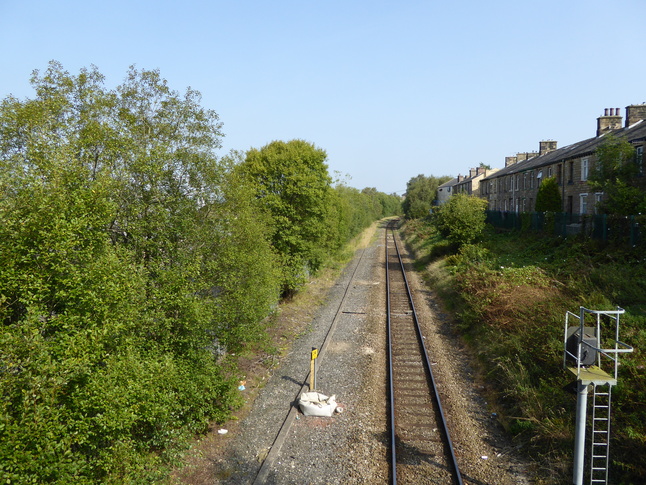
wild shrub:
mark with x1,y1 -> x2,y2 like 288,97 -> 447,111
432,194 -> 488,247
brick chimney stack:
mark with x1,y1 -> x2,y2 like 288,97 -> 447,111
597,107 -> 622,136
469,168 -> 477,178
505,156 -> 517,167
625,104 -> 646,127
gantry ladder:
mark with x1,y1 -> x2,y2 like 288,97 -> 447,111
563,306 -> 633,485
590,384 -> 612,484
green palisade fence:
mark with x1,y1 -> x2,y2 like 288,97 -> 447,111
485,211 -> 643,246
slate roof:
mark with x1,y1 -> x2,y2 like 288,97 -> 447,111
482,120 -> 646,180
438,177 -> 458,188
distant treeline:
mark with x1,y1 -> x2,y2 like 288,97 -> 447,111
0,62 -> 401,482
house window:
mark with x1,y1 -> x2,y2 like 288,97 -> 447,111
581,158 -> 589,181
557,164 -> 562,185
637,146 -> 644,176
594,193 -> 603,214
515,174 -> 519,191
568,161 -> 574,183
580,193 -> 588,215
548,166 -> 553,177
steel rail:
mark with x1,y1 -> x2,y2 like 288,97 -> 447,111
386,220 -> 463,485
386,223 -> 397,485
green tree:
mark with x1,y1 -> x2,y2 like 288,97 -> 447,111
587,135 -> 643,215
237,139 -> 335,294
433,193 -> 489,247
403,174 -> 451,219
534,176 -> 562,212
0,62 -> 280,482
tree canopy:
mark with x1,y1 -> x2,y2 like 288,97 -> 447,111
236,139 -> 336,293
0,62 -> 280,482
402,174 -> 451,219
588,135 -> 644,215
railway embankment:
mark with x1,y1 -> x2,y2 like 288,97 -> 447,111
400,217 -> 646,484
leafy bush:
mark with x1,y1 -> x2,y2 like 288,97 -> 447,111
432,193 -> 488,247
535,176 -> 562,212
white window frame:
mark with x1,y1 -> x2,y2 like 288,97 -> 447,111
579,193 -> 588,215
581,158 -> 589,181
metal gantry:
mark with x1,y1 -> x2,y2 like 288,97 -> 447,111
563,307 -> 633,485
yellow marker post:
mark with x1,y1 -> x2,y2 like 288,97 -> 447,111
310,347 -> 318,391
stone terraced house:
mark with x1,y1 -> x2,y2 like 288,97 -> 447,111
478,104 -> 646,215
454,166 -> 499,199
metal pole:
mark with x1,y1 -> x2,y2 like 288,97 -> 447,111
573,381 -> 589,485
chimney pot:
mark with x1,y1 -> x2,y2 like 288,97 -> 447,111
597,107 -> 623,135
605,108 -> 609,116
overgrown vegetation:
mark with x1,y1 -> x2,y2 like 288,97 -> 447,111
0,62 -> 401,483
402,218 -> 646,484
588,134 -> 645,215
432,193 -> 488,247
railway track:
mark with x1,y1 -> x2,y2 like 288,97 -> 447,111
386,220 -> 463,485
248,220 -> 468,484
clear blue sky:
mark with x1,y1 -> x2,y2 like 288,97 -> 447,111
2,0 -> 645,194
